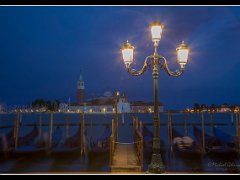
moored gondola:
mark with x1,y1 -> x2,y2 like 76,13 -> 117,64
0,128 -> 14,158
171,127 -> 204,158
11,125 -> 62,157
50,125 -> 81,156
88,125 -> 111,157
8,124 -> 39,157
193,125 -> 238,157
213,126 -> 238,156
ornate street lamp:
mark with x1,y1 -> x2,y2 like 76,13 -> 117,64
121,21 -> 189,173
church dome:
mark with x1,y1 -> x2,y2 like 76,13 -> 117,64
104,91 -> 113,97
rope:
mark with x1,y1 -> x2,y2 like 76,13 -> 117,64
113,140 -> 142,145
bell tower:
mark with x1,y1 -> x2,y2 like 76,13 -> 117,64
77,72 -> 84,105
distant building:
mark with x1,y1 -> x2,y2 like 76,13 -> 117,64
190,103 -> 240,113
131,101 -> 164,113
77,72 -> 84,105
217,104 -> 231,112
59,103 -> 68,112
59,90 -> 131,113
118,96 -> 131,113
58,72 -> 164,113
215,104 -> 240,112
84,91 -> 131,113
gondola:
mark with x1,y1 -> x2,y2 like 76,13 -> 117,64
50,125 -> 81,156
171,127 -> 204,158
88,125 -> 111,157
213,126 -> 239,149
193,125 -> 238,156
0,128 -> 14,157
213,126 -> 238,156
17,125 -> 39,146
7,124 -> 39,157
2,124 -> 38,156
11,125 -> 62,157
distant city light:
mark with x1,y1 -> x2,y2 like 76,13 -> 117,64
102,108 -> 106,113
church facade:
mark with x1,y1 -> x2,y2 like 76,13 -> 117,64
59,72 -> 163,113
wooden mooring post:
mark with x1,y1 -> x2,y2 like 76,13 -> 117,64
90,112 -> 93,146
238,112 -> 240,154
236,112 -> 240,154
80,111 -> 86,156
80,112 -> 84,155
13,113 -> 17,140
167,110 -> 173,165
132,116 -> 135,128
66,113 -> 69,144
139,120 -> 142,134
0,111 -> 1,129
135,117 -> 138,130
14,111 -> 20,149
236,112 -> 239,137
201,111 -> 205,153
184,111 -> 187,135
112,119 -> 115,140
39,112 -> 43,137
210,111 -> 213,136
19,112 -> 22,126
121,113 -> 125,125
110,118 -> 115,166
49,111 -> 53,148
114,118 -> 117,142
132,117 -> 137,140
168,111 -> 173,152
136,120 -> 143,171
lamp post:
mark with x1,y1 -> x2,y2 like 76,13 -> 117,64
120,21 -> 190,173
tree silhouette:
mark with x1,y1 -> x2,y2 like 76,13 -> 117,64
194,103 -> 200,111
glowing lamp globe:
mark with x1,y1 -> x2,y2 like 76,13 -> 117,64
121,40 -> 134,68
150,21 -> 163,43
176,41 -> 189,69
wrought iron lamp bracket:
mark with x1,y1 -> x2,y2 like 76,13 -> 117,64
127,55 -> 153,76
159,55 -> 184,77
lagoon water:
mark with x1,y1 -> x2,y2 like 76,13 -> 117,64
0,112 -> 239,173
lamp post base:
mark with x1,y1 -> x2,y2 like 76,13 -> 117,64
148,153 -> 165,173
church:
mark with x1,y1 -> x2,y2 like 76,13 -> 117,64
59,72 -> 163,113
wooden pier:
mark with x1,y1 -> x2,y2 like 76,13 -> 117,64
111,143 -> 142,172
110,117 -> 143,172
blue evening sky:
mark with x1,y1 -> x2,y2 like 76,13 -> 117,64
0,6 -> 240,109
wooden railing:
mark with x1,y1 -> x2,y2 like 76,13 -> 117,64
132,116 -> 143,171
109,118 -> 118,166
